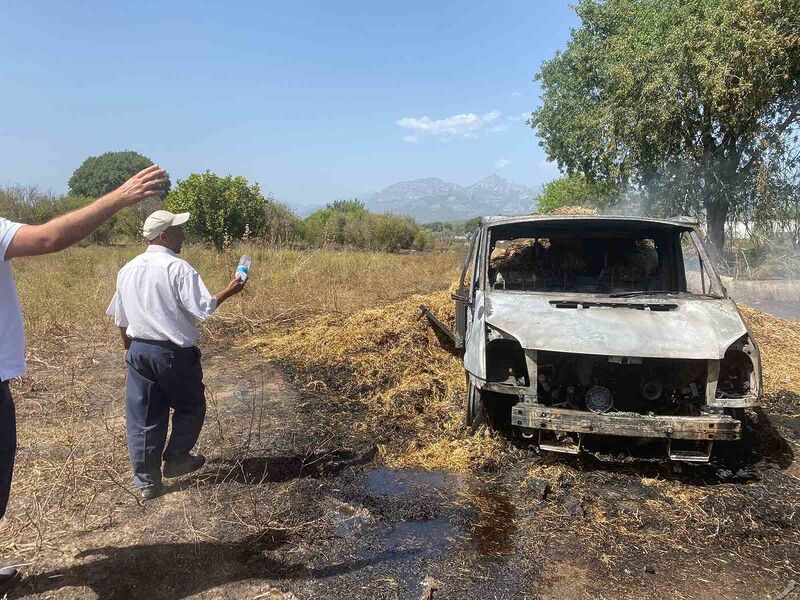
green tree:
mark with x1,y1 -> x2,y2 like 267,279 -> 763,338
532,0 -> 800,249
302,199 -> 369,246
371,214 -> 418,252
68,150 -> 170,241
165,171 -> 288,251
412,228 -> 435,251
536,174 -> 617,213
68,150 -> 168,198
463,216 -> 483,233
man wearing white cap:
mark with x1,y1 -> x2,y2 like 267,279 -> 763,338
107,210 -> 245,499
0,164 -> 169,589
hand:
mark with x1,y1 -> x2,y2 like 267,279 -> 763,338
225,277 -> 247,296
112,164 -> 170,206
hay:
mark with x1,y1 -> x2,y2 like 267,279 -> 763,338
383,430 -> 509,473
543,205 -> 598,216
738,304 -> 800,398
251,291 -> 507,472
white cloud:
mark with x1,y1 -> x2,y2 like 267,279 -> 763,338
403,135 -> 420,143
511,91 -> 523,98
507,112 -> 530,123
494,159 -> 512,169
489,124 -> 507,133
395,110 -> 503,140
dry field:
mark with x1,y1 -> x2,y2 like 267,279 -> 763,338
2,244 -> 799,600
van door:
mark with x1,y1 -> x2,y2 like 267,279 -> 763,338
452,226 -> 480,349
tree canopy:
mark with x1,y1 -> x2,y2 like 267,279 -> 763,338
532,0 -> 800,249
535,174 -> 618,214
165,171 -> 297,251
68,150 -> 167,198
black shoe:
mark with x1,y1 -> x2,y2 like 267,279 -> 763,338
163,454 -> 206,478
0,566 -> 20,590
140,483 -> 164,500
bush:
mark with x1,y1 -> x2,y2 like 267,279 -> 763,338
302,200 -> 427,252
371,214 -> 417,252
303,200 -> 369,246
165,171 -> 299,251
536,174 -> 617,213
413,228 -> 435,251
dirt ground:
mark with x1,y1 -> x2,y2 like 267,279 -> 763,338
2,334 -> 799,600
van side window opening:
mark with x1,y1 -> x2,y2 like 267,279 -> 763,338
681,231 -> 707,295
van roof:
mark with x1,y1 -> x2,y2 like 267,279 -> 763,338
481,214 -> 697,229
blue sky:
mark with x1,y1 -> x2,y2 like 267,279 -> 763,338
0,1 -> 578,208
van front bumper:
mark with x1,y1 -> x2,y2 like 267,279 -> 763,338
511,404 -> 741,441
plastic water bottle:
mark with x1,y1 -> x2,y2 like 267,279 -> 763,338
235,255 -> 252,282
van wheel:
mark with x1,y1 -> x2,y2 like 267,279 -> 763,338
466,383 -> 487,431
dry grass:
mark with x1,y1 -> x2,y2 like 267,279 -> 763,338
3,244 -> 463,560
738,304 -> 800,397
249,289 -> 509,473
4,242 -> 800,596
13,244 -> 461,344
243,278 -> 800,587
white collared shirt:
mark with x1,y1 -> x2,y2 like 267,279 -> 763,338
0,217 -> 25,381
106,245 -> 218,347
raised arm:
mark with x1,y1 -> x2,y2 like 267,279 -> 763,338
6,165 -> 169,259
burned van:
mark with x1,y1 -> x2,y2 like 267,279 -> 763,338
444,215 -> 761,462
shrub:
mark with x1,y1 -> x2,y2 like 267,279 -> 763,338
165,171 -> 298,250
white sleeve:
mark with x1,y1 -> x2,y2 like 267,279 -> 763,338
105,290 -> 129,327
0,218 -> 24,262
177,269 -> 218,321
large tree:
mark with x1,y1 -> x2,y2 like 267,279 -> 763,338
69,150 -> 167,198
531,0 -> 800,249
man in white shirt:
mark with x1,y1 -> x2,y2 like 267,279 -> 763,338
107,210 -> 245,499
0,164 -> 170,590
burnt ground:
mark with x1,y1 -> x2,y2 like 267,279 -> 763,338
3,343 -> 800,600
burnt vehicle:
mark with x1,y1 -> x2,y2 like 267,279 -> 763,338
426,215 -> 762,462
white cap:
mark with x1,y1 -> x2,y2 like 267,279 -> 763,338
142,210 -> 190,240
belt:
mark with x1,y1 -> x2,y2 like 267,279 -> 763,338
130,338 -> 194,350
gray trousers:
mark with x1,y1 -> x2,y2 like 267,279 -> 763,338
125,340 -> 206,489
0,380 -> 15,518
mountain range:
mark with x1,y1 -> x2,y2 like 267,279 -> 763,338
364,175 -> 538,223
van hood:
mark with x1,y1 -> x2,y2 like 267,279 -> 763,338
484,292 -> 747,360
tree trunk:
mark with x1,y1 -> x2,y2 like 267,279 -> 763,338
705,199 -> 728,253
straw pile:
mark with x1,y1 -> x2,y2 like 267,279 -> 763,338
251,291 -> 509,472
543,205 -> 598,216
738,304 -> 800,398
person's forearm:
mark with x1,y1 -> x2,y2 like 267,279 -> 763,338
33,192 -> 128,254
119,326 -> 132,350
214,288 -> 235,307
212,278 -> 246,308
6,164 -> 168,259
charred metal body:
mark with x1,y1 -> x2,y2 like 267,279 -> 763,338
446,215 -> 762,462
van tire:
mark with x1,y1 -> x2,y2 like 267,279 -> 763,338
466,382 -> 487,431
